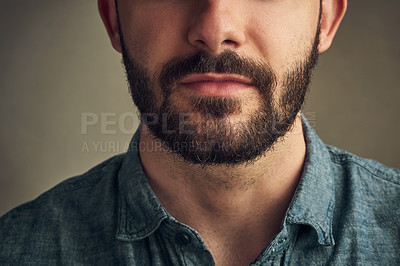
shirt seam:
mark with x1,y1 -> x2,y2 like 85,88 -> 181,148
51,155 -> 123,194
327,147 -> 400,185
25,157 -> 123,211
178,244 -> 188,266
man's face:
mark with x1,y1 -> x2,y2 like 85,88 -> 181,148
116,0 -> 321,165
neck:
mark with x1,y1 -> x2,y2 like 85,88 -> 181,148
139,114 -> 306,261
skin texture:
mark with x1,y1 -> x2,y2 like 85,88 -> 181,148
98,0 -> 347,265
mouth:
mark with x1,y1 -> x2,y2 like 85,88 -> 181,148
178,73 -> 255,97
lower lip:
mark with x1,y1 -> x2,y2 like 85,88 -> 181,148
180,81 -> 254,97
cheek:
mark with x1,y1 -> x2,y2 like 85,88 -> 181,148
121,13 -> 196,109
120,9 -> 187,74
247,3 -> 319,73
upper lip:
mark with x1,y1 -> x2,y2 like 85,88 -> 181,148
179,73 -> 253,85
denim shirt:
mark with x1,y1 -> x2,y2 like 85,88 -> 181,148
1,118 -> 399,265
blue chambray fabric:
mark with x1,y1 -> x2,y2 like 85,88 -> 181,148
1,116 -> 399,265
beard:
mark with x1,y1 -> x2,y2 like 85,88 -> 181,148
120,27 -> 320,166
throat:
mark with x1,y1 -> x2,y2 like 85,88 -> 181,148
155,177 -> 292,266
139,116 -> 306,265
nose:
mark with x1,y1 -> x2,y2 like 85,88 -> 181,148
187,0 -> 246,54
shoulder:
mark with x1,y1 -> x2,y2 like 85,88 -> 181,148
0,153 -> 126,264
327,145 -> 399,187
328,144 -> 400,215
326,145 -> 400,259
2,153 -> 125,218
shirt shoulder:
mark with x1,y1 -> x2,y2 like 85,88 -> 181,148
327,144 -> 400,186
327,144 -> 399,211
290,141 -> 400,265
0,154 -> 126,264
326,145 -> 399,262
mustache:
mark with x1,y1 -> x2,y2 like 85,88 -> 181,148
158,50 -> 277,96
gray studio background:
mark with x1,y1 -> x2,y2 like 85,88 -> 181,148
0,0 -> 399,216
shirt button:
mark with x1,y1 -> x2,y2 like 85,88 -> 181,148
175,232 -> 191,246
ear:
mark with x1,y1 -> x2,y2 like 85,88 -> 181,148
98,0 -> 122,53
318,0 -> 347,53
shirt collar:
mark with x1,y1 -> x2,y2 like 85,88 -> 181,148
285,114 -> 336,246
116,127 -> 169,241
116,115 -> 336,245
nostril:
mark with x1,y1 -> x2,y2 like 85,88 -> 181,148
192,39 -> 208,50
222,40 -> 236,45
